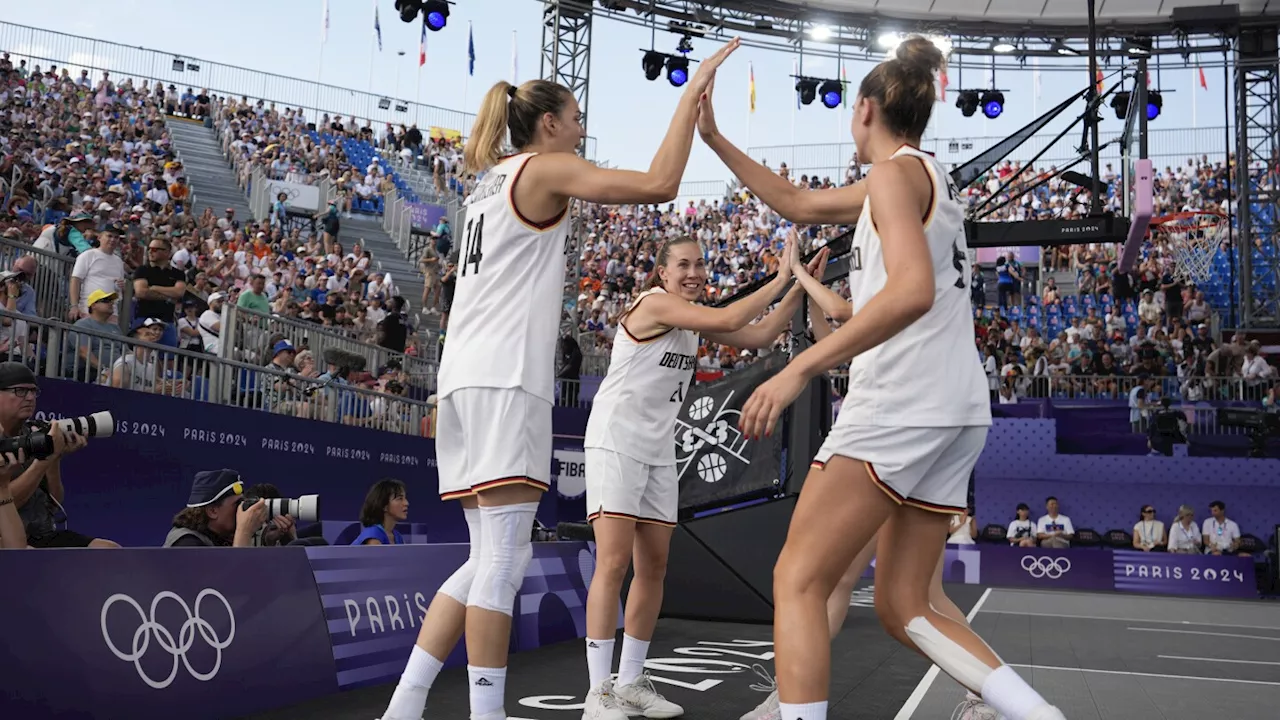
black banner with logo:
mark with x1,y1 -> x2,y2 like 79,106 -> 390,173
675,354 -> 786,514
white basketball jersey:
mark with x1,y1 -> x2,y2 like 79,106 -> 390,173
436,153 -> 570,404
837,144 -> 991,428
584,288 -> 700,466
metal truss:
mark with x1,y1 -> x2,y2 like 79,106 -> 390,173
1234,28 -> 1280,327
541,1 -> 594,336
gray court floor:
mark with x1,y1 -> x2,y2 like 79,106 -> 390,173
899,588 -> 1280,720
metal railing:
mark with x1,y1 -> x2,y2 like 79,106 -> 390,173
0,307 -> 432,436
750,126 -> 1234,185
0,236 -> 76,322
219,304 -> 437,388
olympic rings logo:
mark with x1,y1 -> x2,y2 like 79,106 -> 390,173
1021,556 -> 1072,579
100,589 -> 236,689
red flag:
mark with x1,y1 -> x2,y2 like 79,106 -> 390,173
1095,70 -> 1104,93
939,69 -> 949,101
1198,67 -> 1208,90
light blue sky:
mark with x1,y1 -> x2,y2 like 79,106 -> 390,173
1,0 -> 1236,185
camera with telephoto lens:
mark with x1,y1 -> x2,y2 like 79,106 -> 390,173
0,411 -> 114,460
241,494 -> 320,523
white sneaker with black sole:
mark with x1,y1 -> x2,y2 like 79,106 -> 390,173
583,678 -> 629,720
613,672 -> 684,718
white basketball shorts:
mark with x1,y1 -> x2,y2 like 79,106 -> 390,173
584,448 -> 678,527
811,425 -> 988,514
436,387 -> 552,500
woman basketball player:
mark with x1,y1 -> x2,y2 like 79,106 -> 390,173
580,233 -> 823,720
698,36 -> 1065,720
377,39 -> 742,720
738,245 -> 998,720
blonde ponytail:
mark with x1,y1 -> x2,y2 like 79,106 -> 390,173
464,81 -> 514,174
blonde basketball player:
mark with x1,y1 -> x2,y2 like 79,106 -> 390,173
377,38 -> 742,720
580,233 -> 822,720
738,247 -> 997,720
699,36 -> 1066,720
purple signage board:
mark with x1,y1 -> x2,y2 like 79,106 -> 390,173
1112,550 -> 1256,599
307,541 -> 594,690
976,545 -> 1116,591
863,546 -> 983,585
0,548 -> 336,720
409,201 -> 447,231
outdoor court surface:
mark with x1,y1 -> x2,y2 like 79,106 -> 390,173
251,582 -> 1280,720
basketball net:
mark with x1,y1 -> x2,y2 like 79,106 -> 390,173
1151,212 -> 1228,286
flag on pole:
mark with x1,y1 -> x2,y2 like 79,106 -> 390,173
1095,69 -> 1103,93
1198,66 -> 1208,90
468,23 -> 476,76
322,0 -> 330,44
419,20 -> 427,67
841,63 -> 849,107
793,57 -> 800,110
749,62 -> 756,113
374,1 -> 383,52
511,30 -> 518,84
939,67 -> 949,101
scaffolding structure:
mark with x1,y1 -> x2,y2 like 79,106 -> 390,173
1234,27 -> 1280,327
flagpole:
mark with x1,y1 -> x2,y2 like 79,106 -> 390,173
511,30 -> 518,84
791,58 -> 798,147
1192,68 -> 1198,129
464,21 -> 472,113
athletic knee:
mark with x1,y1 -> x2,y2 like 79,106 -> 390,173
593,546 -> 631,586
773,553 -> 824,600
466,503 -> 538,615
438,558 -> 478,605
632,550 -> 668,585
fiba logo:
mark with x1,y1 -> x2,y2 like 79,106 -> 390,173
101,589 -> 236,689
1021,556 -> 1071,579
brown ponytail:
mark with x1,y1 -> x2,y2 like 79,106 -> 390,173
464,79 -> 572,174
858,36 -> 946,139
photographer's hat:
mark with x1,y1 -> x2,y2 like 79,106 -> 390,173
0,362 -> 37,390
188,469 -> 244,508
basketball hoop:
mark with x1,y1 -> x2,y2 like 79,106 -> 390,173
1150,211 -> 1229,286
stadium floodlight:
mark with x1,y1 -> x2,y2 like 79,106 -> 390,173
981,91 -> 1005,119
641,50 -> 665,81
1147,91 -> 1162,120
666,55 -> 689,87
796,77 -> 819,106
956,90 -> 980,117
877,32 -> 902,50
992,41 -> 1015,53
809,25 -> 832,41
819,79 -> 843,109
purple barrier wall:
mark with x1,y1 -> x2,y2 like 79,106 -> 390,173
975,418 -> 1280,539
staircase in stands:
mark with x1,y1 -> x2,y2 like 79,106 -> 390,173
167,119 -> 433,357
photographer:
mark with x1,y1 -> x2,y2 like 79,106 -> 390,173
243,483 -> 297,547
164,469 -> 268,547
0,363 -> 118,548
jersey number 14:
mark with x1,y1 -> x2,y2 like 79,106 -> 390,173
461,214 -> 485,276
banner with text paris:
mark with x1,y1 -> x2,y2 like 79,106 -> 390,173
676,355 -> 786,513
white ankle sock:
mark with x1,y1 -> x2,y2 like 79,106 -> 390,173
778,700 -> 827,720
616,633 -> 650,687
468,665 -> 506,718
586,637 -> 615,688
383,646 -> 444,720
981,665 -> 1051,720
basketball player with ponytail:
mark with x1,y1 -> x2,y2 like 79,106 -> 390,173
376,38 -> 741,720
699,37 -> 1066,720
579,232 -> 823,720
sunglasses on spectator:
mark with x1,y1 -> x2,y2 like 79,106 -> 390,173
1143,508 -> 1155,514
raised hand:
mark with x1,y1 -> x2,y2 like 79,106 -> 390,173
697,76 -> 720,140
687,37 -> 741,96
802,247 -> 831,281
776,232 -> 795,285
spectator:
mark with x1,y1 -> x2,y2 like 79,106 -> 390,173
1132,505 -> 1166,551
199,292 -> 226,355
1202,500 -> 1244,556
177,301 -> 204,352
376,296 -> 409,353
70,226 -> 126,321
1036,496 -> 1074,549
351,478 -> 410,546
66,289 -> 123,382
557,333 -> 583,407
132,237 -> 187,347
111,317 -> 182,395
163,469 -> 268,547
946,508 -> 977,545
1167,505 -> 1202,554
1007,504 -> 1036,547
0,362 -> 117,548
238,273 -> 271,313
242,483 -> 298,547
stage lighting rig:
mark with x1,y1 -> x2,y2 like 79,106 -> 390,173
1110,90 -> 1162,121
981,91 -> 1005,119
396,0 -> 449,30
956,90 -> 980,117
666,55 -> 689,86
676,34 -> 694,55
819,80 -> 843,109
641,50 -> 665,81
1147,91 -> 1163,120
640,50 -> 691,87
796,77 -> 819,106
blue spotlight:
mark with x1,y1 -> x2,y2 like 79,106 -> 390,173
423,1 -> 449,31
667,56 -> 689,87
980,91 -> 1005,119
1146,91 -> 1162,120
819,79 -> 843,109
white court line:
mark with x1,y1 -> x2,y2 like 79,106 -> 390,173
978,609 -> 1280,632
1129,627 -> 1280,642
892,587 -> 992,720
1159,654 -> 1280,667
1008,663 -> 1280,687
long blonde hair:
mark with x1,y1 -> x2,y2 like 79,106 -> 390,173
464,79 -> 572,174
